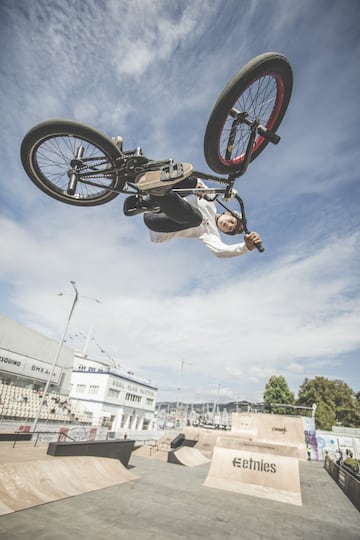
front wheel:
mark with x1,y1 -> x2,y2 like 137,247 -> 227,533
204,52 -> 293,175
20,119 -> 124,206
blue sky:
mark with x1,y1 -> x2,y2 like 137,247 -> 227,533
0,0 -> 359,404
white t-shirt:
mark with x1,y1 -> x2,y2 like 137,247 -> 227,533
148,194 -> 249,258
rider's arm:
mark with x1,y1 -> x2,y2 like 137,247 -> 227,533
199,233 -> 250,258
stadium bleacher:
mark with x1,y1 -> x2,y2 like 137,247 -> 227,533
0,380 -> 91,425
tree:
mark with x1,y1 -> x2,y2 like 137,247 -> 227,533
263,375 -> 295,414
313,401 -> 336,431
297,376 -> 360,430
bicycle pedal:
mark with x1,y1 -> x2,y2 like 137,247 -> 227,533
160,163 -> 184,182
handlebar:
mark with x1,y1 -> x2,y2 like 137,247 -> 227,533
257,125 -> 280,145
234,194 -> 264,253
216,193 -> 264,253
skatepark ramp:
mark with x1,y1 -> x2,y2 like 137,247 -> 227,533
204,436 -> 302,506
231,412 -> 307,460
0,441 -> 139,515
168,446 -> 210,467
133,443 -> 169,462
203,413 -> 308,506
133,433 -> 175,462
182,427 -> 224,456
133,434 -> 210,467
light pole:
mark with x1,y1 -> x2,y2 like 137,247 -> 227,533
31,281 -> 80,433
175,359 -> 192,422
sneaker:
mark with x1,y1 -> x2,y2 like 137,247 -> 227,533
123,195 -> 160,216
135,163 -> 193,194
112,136 -> 123,152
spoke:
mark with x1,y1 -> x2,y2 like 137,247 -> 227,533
34,135 -> 116,199
219,73 -> 279,164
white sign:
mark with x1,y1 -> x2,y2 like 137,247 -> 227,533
0,347 -> 62,384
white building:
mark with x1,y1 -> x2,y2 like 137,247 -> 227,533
70,352 -> 158,432
0,314 -> 158,434
0,313 -> 73,394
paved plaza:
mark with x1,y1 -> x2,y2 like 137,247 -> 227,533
1,450 -> 359,540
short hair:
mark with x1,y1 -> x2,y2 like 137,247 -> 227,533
217,211 -> 243,236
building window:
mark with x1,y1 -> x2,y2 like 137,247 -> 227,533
125,392 -> 141,403
76,384 -> 86,393
89,385 -> 99,395
108,388 -> 120,399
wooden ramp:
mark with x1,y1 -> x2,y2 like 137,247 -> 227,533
133,442 -> 210,467
204,436 -> 302,506
231,412 -> 307,460
0,442 -> 139,515
182,427 -> 222,456
168,447 -> 210,467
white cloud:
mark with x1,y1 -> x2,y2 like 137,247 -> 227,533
1,197 -> 359,401
1,0 -> 359,403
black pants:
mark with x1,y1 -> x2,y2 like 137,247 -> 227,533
143,178 -> 203,233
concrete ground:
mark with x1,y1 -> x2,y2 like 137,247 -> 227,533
0,453 -> 359,540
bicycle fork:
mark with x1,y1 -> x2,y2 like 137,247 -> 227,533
67,145 -> 85,196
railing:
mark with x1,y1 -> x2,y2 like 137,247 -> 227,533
149,442 -> 170,456
51,431 -> 76,443
9,430 -> 77,448
324,455 -> 360,511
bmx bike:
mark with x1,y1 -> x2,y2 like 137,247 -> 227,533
20,52 -> 293,253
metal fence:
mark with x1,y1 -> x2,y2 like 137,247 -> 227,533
324,455 -> 360,511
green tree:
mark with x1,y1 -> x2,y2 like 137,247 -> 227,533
297,376 -> 360,430
263,375 -> 295,414
313,401 -> 336,431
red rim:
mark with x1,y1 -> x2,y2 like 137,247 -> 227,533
218,71 -> 285,168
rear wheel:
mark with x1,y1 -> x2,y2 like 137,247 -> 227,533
20,119 -> 124,206
204,52 -> 293,175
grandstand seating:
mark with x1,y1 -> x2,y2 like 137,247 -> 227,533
0,380 -> 91,425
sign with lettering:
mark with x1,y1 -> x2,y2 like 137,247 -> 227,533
204,438 -> 302,506
0,347 -> 62,383
231,412 -> 307,460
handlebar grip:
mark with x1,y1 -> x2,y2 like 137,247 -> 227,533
257,125 -> 280,145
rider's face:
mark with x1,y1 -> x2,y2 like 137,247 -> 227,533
217,212 -> 242,234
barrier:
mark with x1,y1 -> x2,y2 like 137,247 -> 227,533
47,439 -> 135,467
324,456 -> 360,511
170,433 -> 185,449
0,432 -> 32,442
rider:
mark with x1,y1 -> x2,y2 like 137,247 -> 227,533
123,167 -> 262,259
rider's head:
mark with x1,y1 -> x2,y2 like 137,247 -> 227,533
216,211 -> 243,236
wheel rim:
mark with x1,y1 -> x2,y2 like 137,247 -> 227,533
218,71 -> 285,168
31,134 -> 118,201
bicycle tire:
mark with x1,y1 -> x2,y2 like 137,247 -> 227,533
204,52 -> 293,175
20,119 -> 124,206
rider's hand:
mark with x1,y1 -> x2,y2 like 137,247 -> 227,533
196,179 -> 207,198
244,232 -> 262,251
196,180 -> 217,201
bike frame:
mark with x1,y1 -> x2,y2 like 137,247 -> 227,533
73,112 -> 268,251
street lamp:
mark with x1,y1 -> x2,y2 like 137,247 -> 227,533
31,281 -> 100,433
176,359 -> 192,421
